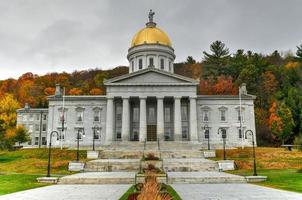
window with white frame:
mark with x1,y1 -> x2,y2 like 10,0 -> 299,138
94,128 -> 101,140
23,114 -> 28,121
58,108 -> 67,123
42,124 -> 47,132
218,107 -> 227,122
149,57 -> 154,67
35,114 -> 40,121
93,109 -> 101,122
35,124 -> 39,132
203,110 -> 209,122
237,108 -> 244,122
76,108 -> 84,122
29,114 -> 34,121
43,114 -> 47,120
29,125 -> 33,133
160,58 -> 164,69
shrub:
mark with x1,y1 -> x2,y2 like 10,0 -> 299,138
294,134 -> 302,151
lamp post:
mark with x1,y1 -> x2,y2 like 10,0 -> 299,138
92,125 -> 100,151
47,130 -> 59,177
76,128 -> 85,162
204,124 -> 210,150
217,127 -> 226,160
245,129 -> 257,176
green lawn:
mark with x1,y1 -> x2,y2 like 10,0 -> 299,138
0,174 -> 49,195
229,169 -> 302,193
0,148 -> 87,195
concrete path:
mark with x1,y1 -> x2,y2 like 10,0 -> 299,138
172,183 -> 302,200
0,184 -> 130,200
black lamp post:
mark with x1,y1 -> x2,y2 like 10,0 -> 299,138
47,130 -> 59,177
217,127 -> 227,160
76,128 -> 85,162
92,125 -> 100,151
245,129 -> 257,176
204,124 -> 210,150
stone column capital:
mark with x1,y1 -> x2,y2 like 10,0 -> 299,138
140,96 -> 147,100
122,96 -> 130,100
157,96 -> 164,100
107,96 -> 114,100
189,96 -> 197,100
174,96 -> 182,100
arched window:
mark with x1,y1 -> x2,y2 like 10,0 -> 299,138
139,59 -> 143,69
160,58 -> 164,69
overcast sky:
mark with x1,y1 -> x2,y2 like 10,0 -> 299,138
0,0 -> 301,79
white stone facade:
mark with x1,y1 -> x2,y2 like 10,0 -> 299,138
16,15 -> 257,149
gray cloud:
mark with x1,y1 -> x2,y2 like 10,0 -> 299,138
0,0 -> 301,79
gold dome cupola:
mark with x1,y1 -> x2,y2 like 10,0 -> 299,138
127,10 -> 175,73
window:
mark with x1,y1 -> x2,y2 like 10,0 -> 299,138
133,107 -> 139,122
42,124 -> 46,132
220,110 -> 226,121
76,111 -> 84,122
239,129 -> 242,138
34,137 -> 39,145
75,129 -> 84,140
181,105 -> 188,121
182,127 -> 189,139
149,58 -> 154,67
205,129 -> 209,139
221,129 -> 227,138
148,107 -> 156,123
116,132 -> 121,140
139,59 -> 143,69
169,62 -> 172,72
43,114 -> 47,120
29,125 -> 34,133
116,106 -> 122,120
160,58 -> 164,69
94,129 -> 101,140
42,137 -> 47,145
131,61 -> 134,72
59,110 -> 67,123
35,124 -> 40,132
35,114 -> 40,121
164,107 -> 171,122
203,110 -> 209,122
94,110 -> 101,122
23,114 -> 27,121
29,114 -> 34,121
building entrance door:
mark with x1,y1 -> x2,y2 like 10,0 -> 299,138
147,125 -> 157,141
147,101 -> 157,141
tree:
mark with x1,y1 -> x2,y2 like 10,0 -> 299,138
0,94 -> 20,129
69,88 -> 83,95
213,75 -> 237,95
89,88 -> 103,95
296,44 -> 302,61
185,56 -> 196,64
14,125 -> 30,145
203,40 -> 230,76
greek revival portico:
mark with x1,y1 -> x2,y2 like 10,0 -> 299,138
104,67 -> 199,143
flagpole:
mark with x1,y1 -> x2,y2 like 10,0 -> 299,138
239,86 -> 244,149
61,87 -> 65,150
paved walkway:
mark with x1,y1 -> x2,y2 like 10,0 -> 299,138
0,184 -> 130,200
1,183 -> 302,200
172,183 -> 302,200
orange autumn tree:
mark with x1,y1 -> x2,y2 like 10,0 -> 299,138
199,75 -> 237,95
69,88 -> 83,95
44,87 -> 56,96
89,88 -> 103,95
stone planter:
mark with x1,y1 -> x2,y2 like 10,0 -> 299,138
36,177 -> 58,184
68,161 -> 85,172
246,176 -> 267,183
203,150 -> 216,158
217,160 -> 235,171
87,150 -> 99,159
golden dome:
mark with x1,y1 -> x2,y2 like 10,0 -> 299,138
131,26 -> 172,48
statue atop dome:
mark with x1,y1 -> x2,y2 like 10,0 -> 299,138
148,9 -> 155,23
146,9 -> 156,28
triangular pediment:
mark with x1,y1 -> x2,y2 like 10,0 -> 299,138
104,68 -> 199,86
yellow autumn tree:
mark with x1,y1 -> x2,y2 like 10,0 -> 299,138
0,94 -> 20,129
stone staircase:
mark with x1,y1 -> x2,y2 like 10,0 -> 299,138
59,141 -> 246,184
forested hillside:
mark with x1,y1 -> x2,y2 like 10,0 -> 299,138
0,41 -> 301,147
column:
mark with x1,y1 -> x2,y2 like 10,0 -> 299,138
105,97 -> 114,144
139,97 -> 147,141
157,97 -> 164,140
121,97 -> 130,141
189,97 -> 198,141
174,96 -> 182,141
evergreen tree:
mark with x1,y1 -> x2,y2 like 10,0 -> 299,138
296,44 -> 302,60
203,40 -> 230,77
185,56 -> 196,64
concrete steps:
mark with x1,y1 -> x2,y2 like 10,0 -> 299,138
168,172 -> 246,184
164,158 -> 218,172
59,171 -> 246,184
84,159 -> 140,172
